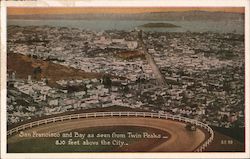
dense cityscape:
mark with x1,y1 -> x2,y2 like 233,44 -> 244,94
7,25 -> 244,129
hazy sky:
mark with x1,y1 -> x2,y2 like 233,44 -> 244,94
8,7 -> 244,15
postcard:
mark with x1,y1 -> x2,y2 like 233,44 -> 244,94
1,0 -> 249,158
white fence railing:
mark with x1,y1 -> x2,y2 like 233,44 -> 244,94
7,111 -> 214,152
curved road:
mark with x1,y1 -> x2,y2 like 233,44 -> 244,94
8,117 -> 206,152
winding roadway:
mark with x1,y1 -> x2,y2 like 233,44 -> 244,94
8,117 -> 206,152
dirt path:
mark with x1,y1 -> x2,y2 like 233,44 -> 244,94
8,117 -> 206,152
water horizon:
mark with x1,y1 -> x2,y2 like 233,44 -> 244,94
8,19 -> 244,34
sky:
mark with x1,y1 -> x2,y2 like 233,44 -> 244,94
8,7 -> 244,15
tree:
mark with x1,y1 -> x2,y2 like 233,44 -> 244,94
222,114 -> 229,122
122,85 -> 129,94
83,83 -> 88,94
102,75 -> 112,91
33,66 -> 42,79
45,78 -> 49,85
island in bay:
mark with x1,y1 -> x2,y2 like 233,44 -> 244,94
139,23 -> 180,28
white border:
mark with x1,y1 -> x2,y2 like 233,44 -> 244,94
1,2 -> 7,159
1,0 -> 250,158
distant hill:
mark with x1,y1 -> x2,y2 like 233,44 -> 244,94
8,11 -> 244,21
